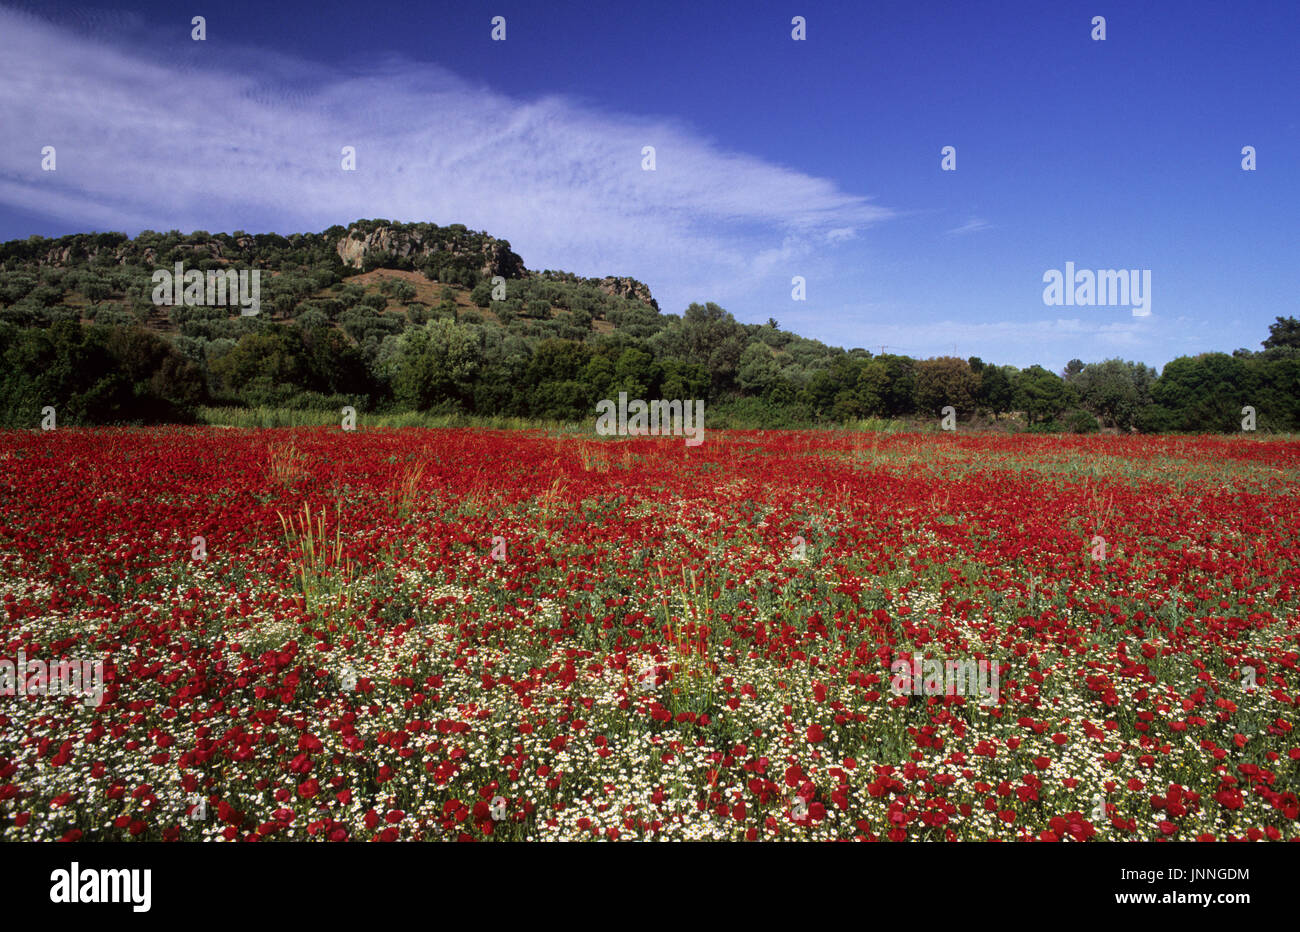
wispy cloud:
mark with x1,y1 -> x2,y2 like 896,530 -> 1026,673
946,217 -> 992,236
0,7 -> 893,316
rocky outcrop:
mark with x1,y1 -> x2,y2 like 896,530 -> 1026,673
334,223 -> 525,280
480,239 -> 526,282
12,224 -> 649,303
527,271 -> 659,310
593,276 -> 657,309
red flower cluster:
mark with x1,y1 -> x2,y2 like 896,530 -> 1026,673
0,427 -> 1296,841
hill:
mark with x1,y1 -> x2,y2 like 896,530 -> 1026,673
0,219 -> 1297,432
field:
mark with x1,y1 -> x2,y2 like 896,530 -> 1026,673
1,427 -> 1297,842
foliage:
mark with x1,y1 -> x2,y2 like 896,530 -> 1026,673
0,221 -> 1293,432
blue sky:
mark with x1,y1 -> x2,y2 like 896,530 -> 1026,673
1,0 -> 1296,369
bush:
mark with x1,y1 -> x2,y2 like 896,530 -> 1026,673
0,321 -> 204,426
379,279 -> 417,303
1064,409 -> 1100,433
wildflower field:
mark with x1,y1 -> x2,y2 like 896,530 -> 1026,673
1,427 -> 1297,842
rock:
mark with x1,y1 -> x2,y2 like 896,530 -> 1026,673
333,222 -> 525,280
593,276 -> 657,309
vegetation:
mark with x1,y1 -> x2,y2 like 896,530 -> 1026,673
2,220 -> 1297,432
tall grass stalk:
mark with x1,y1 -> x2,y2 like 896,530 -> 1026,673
394,459 -> 426,521
267,439 -> 307,485
276,502 -> 355,616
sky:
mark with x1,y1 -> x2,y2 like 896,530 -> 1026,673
0,0 -> 1296,370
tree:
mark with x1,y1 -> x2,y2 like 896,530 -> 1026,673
913,356 -> 980,419
1149,353 -> 1253,432
612,346 -> 662,398
529,380 -> 592,421
659,359 -> 709,402
1263,316 -> 1300,350
0,321 -> 203,425
978,365 -> 1016,416
526,338 -> 592,385
581,355 -> 616,399
470,280 -> 493,307
209,327 -> 306,397
107,327 -> 205,412
797,369 -> 843,418
390,318 -> 483,410
1072,358 -> 1152,431
298,322 -> 371,397
1247,354 -> 1300,430
1014,365 -> 1074,425
737,343 -> 780,395
650,302 -> 747,398
857,354 -> 916,417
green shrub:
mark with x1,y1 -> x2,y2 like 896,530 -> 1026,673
1064,409 -> 1101,433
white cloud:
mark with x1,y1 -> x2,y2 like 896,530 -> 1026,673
0,8 -> 893,316
945,217 -> 992,236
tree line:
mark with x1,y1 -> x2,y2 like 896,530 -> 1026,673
1,222 -> 1297,431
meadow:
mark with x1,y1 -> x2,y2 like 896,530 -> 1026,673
0,427 -> 1296,841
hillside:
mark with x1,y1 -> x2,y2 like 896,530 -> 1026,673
0,219 -> 655,336
1,220 -> 1297,432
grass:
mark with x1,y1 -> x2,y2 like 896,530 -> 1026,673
394,458 -> 426,521
276,500 -> 356,618
199,405 -> 588,432
266,438 -> 308,485
842,417 -> 911,433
